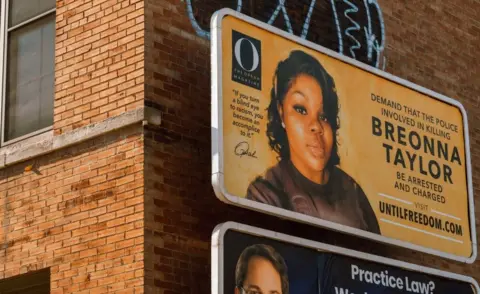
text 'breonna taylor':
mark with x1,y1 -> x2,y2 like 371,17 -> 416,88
371,116 -> 462,184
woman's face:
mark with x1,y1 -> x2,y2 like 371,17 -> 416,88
278,74 -> 334,182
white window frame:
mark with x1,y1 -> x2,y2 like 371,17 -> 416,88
0,1 -> 56,146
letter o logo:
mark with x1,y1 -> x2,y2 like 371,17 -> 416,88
234,38 -> 259,72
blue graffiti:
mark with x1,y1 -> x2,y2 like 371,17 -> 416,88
330,0 -> 343,54
330,0 -> 386,69
343,0 -> 362,59
363,0 -> 385,68
300,0 -> 317,39
186,0 -> 243,39
186,0 -> 386,69
266,0 -> 293,34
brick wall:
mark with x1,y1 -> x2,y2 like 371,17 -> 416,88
145,0 -> 480,293
54,0 -> 145,135
0,0 -> 148,293
0,125 -> 144,293
0,0 -> 478,293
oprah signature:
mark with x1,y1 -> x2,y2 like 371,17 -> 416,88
235,141 -> 257,158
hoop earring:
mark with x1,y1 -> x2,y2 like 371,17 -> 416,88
281,122 -> 285,128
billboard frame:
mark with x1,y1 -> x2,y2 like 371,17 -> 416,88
211,221 -> 480,294
210,8 -> 477,263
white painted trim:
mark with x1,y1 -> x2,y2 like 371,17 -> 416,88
7,8 -> 56,32
210,8 -> 477,263
212,222 -> 480,294
0,0 -> 8,146
2,126 -> 53,147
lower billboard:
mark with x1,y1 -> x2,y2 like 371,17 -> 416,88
211,222 -> 479,294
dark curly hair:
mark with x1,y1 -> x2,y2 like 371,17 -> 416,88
235,244 -> 289,294
267,50 -> 340,170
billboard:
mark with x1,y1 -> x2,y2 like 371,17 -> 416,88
211,222 -> 479,294
210,9 -> 476,262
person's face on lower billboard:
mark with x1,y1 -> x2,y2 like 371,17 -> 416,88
236,256 -> 282,294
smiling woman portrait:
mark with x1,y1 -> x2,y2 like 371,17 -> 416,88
246,50 -> 380,234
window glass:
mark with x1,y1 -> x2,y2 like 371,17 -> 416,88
0,268 -> 50,294
5,14 -> 54,141
9,0 -> 56,27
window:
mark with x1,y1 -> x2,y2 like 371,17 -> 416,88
0,268 -> 50,293
1,0 -> 55,144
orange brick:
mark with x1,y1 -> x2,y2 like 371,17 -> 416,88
107,217 -> 126,228
79,248 -> 97,259
125,228 -> 142,239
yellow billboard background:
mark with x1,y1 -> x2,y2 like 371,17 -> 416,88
220,16 -> 472,257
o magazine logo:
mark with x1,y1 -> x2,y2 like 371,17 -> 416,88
232,30 -> 261,90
